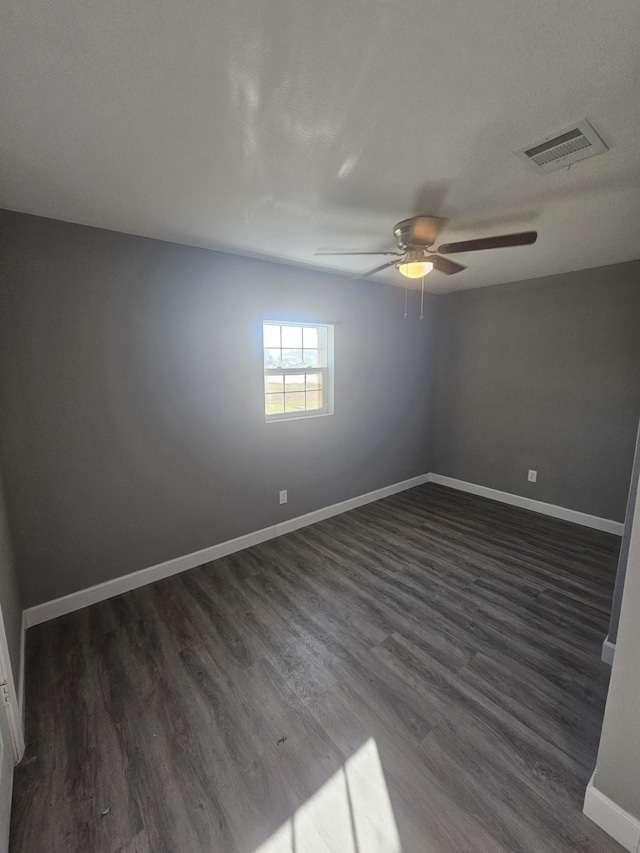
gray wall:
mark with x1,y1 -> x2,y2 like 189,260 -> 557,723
2,210 -> 639,610
0,211 -> 435,607
607,420 -> 640,644
432,261 -> 640,522
592,468 -> 640,820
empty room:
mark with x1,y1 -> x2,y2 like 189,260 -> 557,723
1,0 -> 640,850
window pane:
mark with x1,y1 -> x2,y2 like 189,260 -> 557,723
305,373 -> 322,390
303,349 -> 322,367
263,322 -> 331,421
265,394 -> 285,414
281,349 -> 304,367
264,348 -> 282,368
265,375 -> 284,393
281,326 -> 302,348
263,324 -> 281,348
303,327 -> 319,348
306,390 -> 323,410
284,374 -> 305,392
284,392 -> 305,412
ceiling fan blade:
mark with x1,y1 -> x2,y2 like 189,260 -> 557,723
437,231 -> 538,254
314,250 -> 401,257
356,259 -> 399,279
429,255 -> 466,275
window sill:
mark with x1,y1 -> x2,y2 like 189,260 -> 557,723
265,411 -> 334,424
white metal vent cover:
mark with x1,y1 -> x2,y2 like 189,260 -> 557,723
515,120 -> 608,173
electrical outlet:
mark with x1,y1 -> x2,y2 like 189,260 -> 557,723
528,469 -> 537,483
279,489 -> 288,505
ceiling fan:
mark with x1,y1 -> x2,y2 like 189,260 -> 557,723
314,216 -> 538,279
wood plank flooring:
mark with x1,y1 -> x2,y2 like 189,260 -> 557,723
11,483 -> 624,852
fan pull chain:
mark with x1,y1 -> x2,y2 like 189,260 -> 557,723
420,276 -> 425,320
404,280 -> 408,319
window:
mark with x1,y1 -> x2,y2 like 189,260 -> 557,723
263,321 -> 334,421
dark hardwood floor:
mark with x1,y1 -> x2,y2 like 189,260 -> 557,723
11,483 -> 623,852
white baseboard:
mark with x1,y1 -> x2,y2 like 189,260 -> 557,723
584,772 -> 640,852
601,635 -> 616,666
23,473 -> 431,628
429,474 -> 624,536
23,470 -> 622,629
274,473 -> 430,536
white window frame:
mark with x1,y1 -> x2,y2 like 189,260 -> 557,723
263,321 -> 334,423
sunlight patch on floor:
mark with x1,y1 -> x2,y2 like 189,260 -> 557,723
253,738 -> 402,852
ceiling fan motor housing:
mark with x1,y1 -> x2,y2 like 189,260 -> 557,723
393,216 -> 445,250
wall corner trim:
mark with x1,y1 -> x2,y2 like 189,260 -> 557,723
429,474 -> 624,536
584,772 -> 640,853
12,611 -> 28,759
601,635 -> 616,666
0,608 -> 25,763
18,611 -> 26,722
23,473 -> 431,628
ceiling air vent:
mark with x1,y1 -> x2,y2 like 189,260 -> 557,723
516,120 -> 608,173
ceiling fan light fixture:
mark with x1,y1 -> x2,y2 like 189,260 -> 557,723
397,260 -> 434,279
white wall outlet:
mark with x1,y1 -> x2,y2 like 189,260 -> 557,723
279,489 -> 288,504
528,469 -> 537,483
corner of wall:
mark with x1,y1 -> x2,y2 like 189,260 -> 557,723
584,773 -> 640,853
18,610 -> 26,723
601,635 -> 616,666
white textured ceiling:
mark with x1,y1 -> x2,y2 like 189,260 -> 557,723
1,0 -> 639,291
